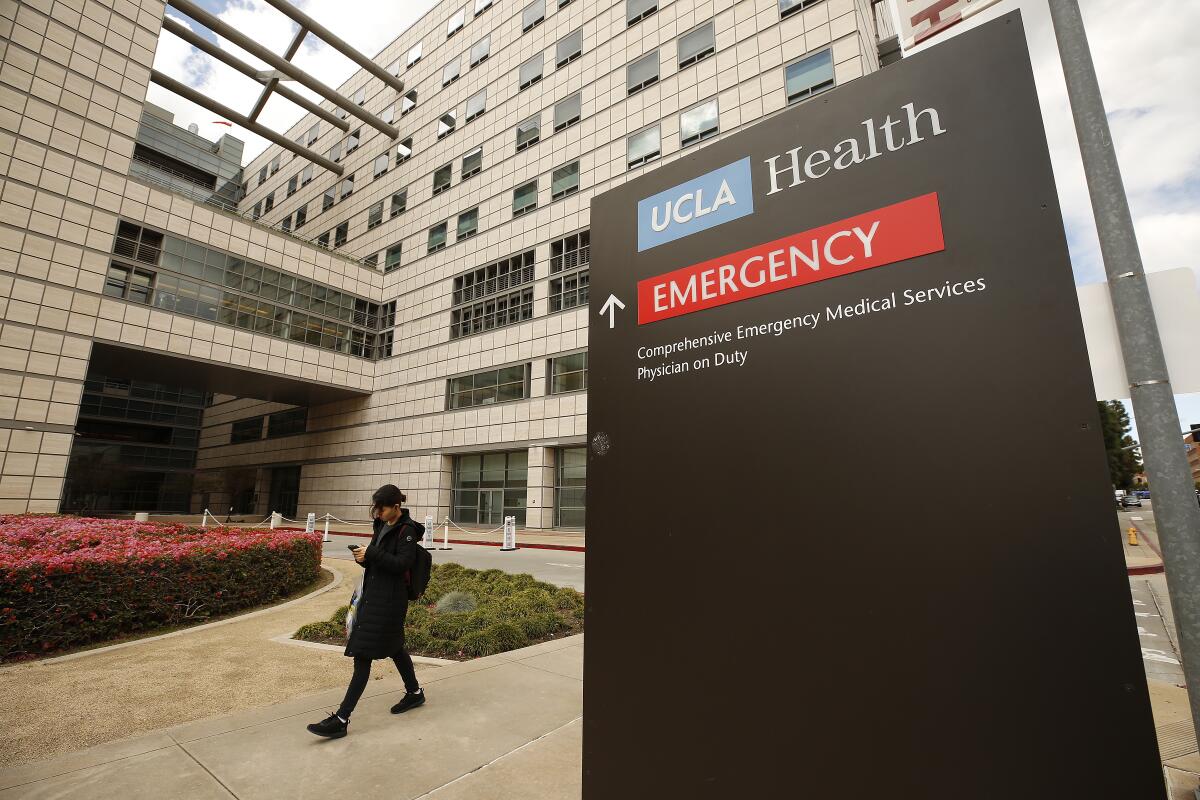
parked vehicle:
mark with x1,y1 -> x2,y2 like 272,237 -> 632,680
1121,495 -> 1143,508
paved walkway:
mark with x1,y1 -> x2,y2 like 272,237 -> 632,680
0,636 -> 583,800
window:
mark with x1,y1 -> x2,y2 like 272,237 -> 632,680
448,364 -> 529,409
337,105 -> 349,121
780,0 -> 822,20
352,87 -> 366,106
786,49 -> 834,104
334,221 -> 348,248
433,163 -> 452,195
512,180 -> 538,216
401,90 -> 417,115
368,201 -> 383,230
281,213 -> 292,233
443,58 -> 461,86
428,222 -> 448,252
681,97 -> 719,146
317,231 -> 330,248
627,51 -> 659,94
364,253 -> 378,268
104,263 -> 154,303
559,0 -> 572,7
470,35 -> 490,67
550,230 -> 589,311
388,58 -> 401,76
301,164 -> 314,186
304,123 -> 319,146
447,7 -> 465,36
627,125 -> 660,168
461,146 -> 483,179
295,204 -> 307,228
407,42 -> 422,67
438,111 -> 457,139
551,161 -> 580,199
397,137 -> 413,163
678,21 -> 715,68
385,243 -> 403,273
390,189 -> 408,217
555,446 -> 586,527
465,89 -> 486,122
286,175 -> 298,197
452,451 -> 528,525
518,54 -> 543,90
263,191 -> 275,212
554,93 -> 582,132
257,166 -> 267,186
381,104 -> 395,124
450,254 -> 535,339
377,330 -> 394,358
474,0 -> 492,13
329,140 -> 343,163
231,416 -> 263,444
549,267 -> 589,311
627,0 -> 657,26
267,407 -> 307,438
549,352 -> 587,393
345,128 -> 361,155
340,173 -> 355,199
457,207 -> 479,240
373,152 -> 389,178
251,201 -> 262,220
556,29 -> 582,67
323,185 -> 336,211
270,155 -> 281,175
516,115 -> 540,151
522,0 -> 545,32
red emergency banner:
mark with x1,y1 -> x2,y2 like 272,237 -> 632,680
637,192 -> 945,324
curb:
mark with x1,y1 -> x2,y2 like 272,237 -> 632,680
268,633 -> 458,665
0,565 -> 344,672
1125,519 -> 1165,576
1129,563 -> 1166,576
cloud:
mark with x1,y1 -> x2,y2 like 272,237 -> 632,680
148,0 -> 436,162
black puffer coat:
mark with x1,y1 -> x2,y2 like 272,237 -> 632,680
344,510 -> 424,659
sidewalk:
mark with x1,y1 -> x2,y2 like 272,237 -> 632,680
0,635 -> 583,800
1122,513 -> 1165,575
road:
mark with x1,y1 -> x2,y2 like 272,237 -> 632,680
1120,500 -> 1186,684
320,532 -> 585,590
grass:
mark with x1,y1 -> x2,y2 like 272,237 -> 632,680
293,563 -> 585,660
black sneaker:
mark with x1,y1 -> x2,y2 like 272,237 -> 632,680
306,713 -> 348,738
391,691 -> 426,714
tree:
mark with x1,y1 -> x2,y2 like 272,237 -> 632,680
1097,400 -> 1142,490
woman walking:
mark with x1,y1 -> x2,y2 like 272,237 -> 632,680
307,485 -> 427,738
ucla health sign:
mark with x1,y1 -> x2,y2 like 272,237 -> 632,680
636,157 -> 754,251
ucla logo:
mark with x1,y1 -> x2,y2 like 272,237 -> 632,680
637,158 -> 754,251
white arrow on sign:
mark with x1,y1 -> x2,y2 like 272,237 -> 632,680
599,294 -> 626,329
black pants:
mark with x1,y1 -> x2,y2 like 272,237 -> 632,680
336,650 -> 419,719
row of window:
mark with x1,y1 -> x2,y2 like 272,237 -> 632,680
447,351 -> 588,410
229,407 -> 309,444
450,446 -> 586,528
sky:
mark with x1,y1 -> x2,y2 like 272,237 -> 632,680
147,0 -> 1200,437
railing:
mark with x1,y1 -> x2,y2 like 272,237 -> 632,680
126,161 -> 381,271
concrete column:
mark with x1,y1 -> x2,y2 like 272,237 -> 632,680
526,445 -> 557,529
434,454 -> 454,522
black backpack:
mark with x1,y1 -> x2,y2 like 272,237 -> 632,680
405,526 -> 433,601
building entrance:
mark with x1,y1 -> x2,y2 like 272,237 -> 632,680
268,466 -> 301,519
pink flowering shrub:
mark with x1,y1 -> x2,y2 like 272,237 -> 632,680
0,515 -> 322,661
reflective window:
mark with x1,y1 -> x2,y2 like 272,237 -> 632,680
448,365 -> 529,409
678,21 -> 715,68
433,163 -> 452,195
390,189 -> 408,217
519,53 -> 543,90
457,207 -> 479,240
447,7 -> 465,37
367,201 -> 383,230
402,90 -> 418,115
516,115 -> 541,151
443,58 -> 461,86
785,49 -> 834,104
373,152 -> 389,178
461,146 -> 483,179
627,125 -> 660,168
627,51 -> 659,94
680,97 -> 719,146
397,138 -> 413,163
551,161 -> 580,199
428,222 -> 448,252
465,88 -> 486,122
512,180 -> 538,216
780,0 -> 822,20
522,0 -> 545,32
407,42 -> 422,67
385,243 -> 403,273
627,0 -> 657,25
556,29 -> 582,67
438,111 -> 457,139
470,35 -> 491,67
554,93 -> 581,132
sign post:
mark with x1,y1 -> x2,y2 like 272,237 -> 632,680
584,12 -> 1162,797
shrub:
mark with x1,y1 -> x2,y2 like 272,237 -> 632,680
330,605 -> 350,626
0,515 -> 322,662
458,629 -> 500,657
296,620 -> 343,641
435,590 -> 478,614
488,621 -> 528,651
517,612 -> 560,639
553,587 -> 583,611
429,614 -> 471,641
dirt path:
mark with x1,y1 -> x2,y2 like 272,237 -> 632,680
0,558 -> 440,768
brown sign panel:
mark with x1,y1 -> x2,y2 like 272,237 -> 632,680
585,12 -> 1162,798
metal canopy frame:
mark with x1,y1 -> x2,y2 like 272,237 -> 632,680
152,0 -> 403,175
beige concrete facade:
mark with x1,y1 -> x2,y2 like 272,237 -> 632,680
0,0 -> 880,525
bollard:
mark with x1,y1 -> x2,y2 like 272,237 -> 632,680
323,514 -> 332,543
1128,526 -> 1139,546
201,509 -> 209,528
439,516 -> 453,550
500,516 -> 517,551
305,512 -> 316,534
424,515 -> 435,549
270,511 -> 281,529
134,512 -> 149,522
